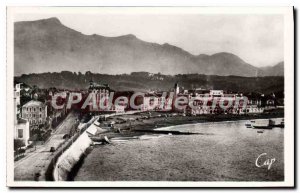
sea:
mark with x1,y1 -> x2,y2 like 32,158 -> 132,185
74,118 -> 284,181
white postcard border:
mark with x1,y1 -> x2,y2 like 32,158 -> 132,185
6,6 -> 294,187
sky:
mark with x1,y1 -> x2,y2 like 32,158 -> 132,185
14,12 -> 284,67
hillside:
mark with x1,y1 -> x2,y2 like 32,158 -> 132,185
15,71 -> 284,95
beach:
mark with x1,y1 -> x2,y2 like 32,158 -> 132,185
98,110 -> 284,137
73,119 -> 284,181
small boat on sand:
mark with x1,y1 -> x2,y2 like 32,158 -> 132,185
252,119 -> 273,129
269,118 -> 284,128
245,120 -> 255,128
245,123 -> 252,128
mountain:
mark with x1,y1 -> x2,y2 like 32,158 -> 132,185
14,71 -> 284,95
14,17 -> 283,77
258,62 -> 284,76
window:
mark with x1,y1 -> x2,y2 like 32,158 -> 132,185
29,108 -> 31,112
34,108 -> 36,112
27,107 -> 29,111
40,107 -> 42,112
39,114 -> 42,118
18,129 -> 23,138
33,114 -> 35,118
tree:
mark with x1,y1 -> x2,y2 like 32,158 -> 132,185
14,139 -> 25,151
14,139 -> 25,157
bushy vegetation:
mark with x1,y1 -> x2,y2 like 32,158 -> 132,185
15,71 -> 284,95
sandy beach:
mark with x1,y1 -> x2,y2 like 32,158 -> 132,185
103,110 -> 284,135
73,117 -> 284,181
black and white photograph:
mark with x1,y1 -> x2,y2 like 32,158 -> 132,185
6,7 -> 294,187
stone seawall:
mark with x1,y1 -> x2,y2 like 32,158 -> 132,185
53,132 -> 92,181
46,116 -> 97,181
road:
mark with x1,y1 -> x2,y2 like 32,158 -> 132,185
14,112 -> 78,181
14,110 -> 142,181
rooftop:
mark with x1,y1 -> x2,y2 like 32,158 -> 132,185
23,100 -> 44,107
89,80 -> 110,90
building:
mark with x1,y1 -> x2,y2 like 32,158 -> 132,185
140,92 -> 173,112
14,83 -> 22,117
14,118 -> 30,146
89,80 -> 110,111
243,92 -> 264,114
209,90 -> 224,97
14,83 -> 21,106
182,89 -> 264,115
14,85 -> 30,146
21,100 -> 47,126
87,80 -> 124,112
89,80 -> 110,93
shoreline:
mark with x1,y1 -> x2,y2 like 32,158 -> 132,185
68,111 -> 284,181
96,111 -> 284,139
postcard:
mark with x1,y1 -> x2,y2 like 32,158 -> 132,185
6,6 -> 294,187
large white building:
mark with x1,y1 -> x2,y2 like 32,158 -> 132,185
21,100 -> 47,126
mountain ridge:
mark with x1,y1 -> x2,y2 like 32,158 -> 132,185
14,17 -> 284,76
